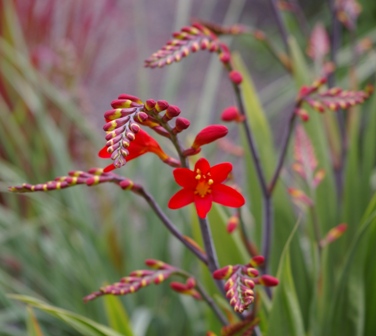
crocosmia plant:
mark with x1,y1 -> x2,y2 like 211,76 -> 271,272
3,1 -> 376,335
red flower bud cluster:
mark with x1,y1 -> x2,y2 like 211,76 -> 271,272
296,78 -> 373,121
320,223 -> 348,247
99,94 -> 187,172
8,168 -> 140,193
212,256 -> 278,313
84,259 -> 177,302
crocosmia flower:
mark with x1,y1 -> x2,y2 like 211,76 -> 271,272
168,158 -> 245,218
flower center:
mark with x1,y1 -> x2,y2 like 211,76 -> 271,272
194,169 -> 214,197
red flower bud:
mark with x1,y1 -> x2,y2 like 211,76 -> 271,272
259,275 -> 279,287
221,106 -> 245,123
191,125 -> 228,150
249,255 -> 265,267
155,100 -> 169,112
213,265 -> 235,280
173,117 -> 190,133
226,215 -> 239,233
229,70 -> 243,85
117,93 -> 143,104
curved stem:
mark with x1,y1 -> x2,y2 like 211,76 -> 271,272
137,188 -> 208,264
268,107 -> 298,194
198,217 -> 226,297
309,206 -> 322,255
328,0 -> 347,197
153,113 -> 188,168
232,83 -> 269,197
237,208 -> 258,257
268,0 -> 290,53
261,196 -> 273,278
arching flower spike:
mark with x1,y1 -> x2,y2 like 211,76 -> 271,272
99,128 -> 179,172
168,158 -> 245,218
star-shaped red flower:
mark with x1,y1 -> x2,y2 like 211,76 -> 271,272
168,158 -> 245,218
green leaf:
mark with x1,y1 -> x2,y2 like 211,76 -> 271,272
321,195 -> 376,336
10,295 -> 124,336
267,220 -> 305,336
27,307 -> 44,336
103,295 -> 134,336
208,204 -> 249,265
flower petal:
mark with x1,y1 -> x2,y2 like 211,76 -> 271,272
194,194 -> 213,218
210,162 -> 232,184
168,189 -> 194,209
173,168 -> 196,188
103,163 -> 116,172
194,158 -> 211,175
98,146 -> 111,158
211,184 -> 245,207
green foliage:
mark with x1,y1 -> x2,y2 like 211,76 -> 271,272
1,0 -> 376,335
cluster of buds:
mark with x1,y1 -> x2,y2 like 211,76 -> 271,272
292,125 -> 326,188
8,169 -> 141,193
288,125 -> 326,209
145,23 -> 223,69
320,223 -> 348,247
84,259 -> 201,303
102,94 -> 148,169
100,94 -> 186,172
335,0 -> 362,31
295,77 -> 373,121
144,21 -> 244,85
213,256 -> 278,313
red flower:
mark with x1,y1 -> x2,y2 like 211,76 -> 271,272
99,128 -> 179,172
168,158 -> 245,218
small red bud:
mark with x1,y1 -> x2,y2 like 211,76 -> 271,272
259,275 -> 279,287
229,70 -> 243,85
173,117 -> 190,133
221,106 -> 244,123
226,215 -> 239,233
155,100 -> 169,112
249,255 -> 265,267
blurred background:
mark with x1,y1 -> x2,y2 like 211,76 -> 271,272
1,0 -> 376,335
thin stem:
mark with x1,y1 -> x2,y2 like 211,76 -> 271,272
237,208 -> 258,257
261,196 -> 273,281
268,107 -> 298,194
290,0 -> 310,37
195,281 -> 229,326
232,83 -> 269,197
268,0 -> 290,53
198,217 -> 226,297
137,188 -> 208,264
328,0 -> 347,197
309,206 -> 322,255
153,113 -> 188,168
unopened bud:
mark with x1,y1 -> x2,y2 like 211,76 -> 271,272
229,70 -> 243,85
